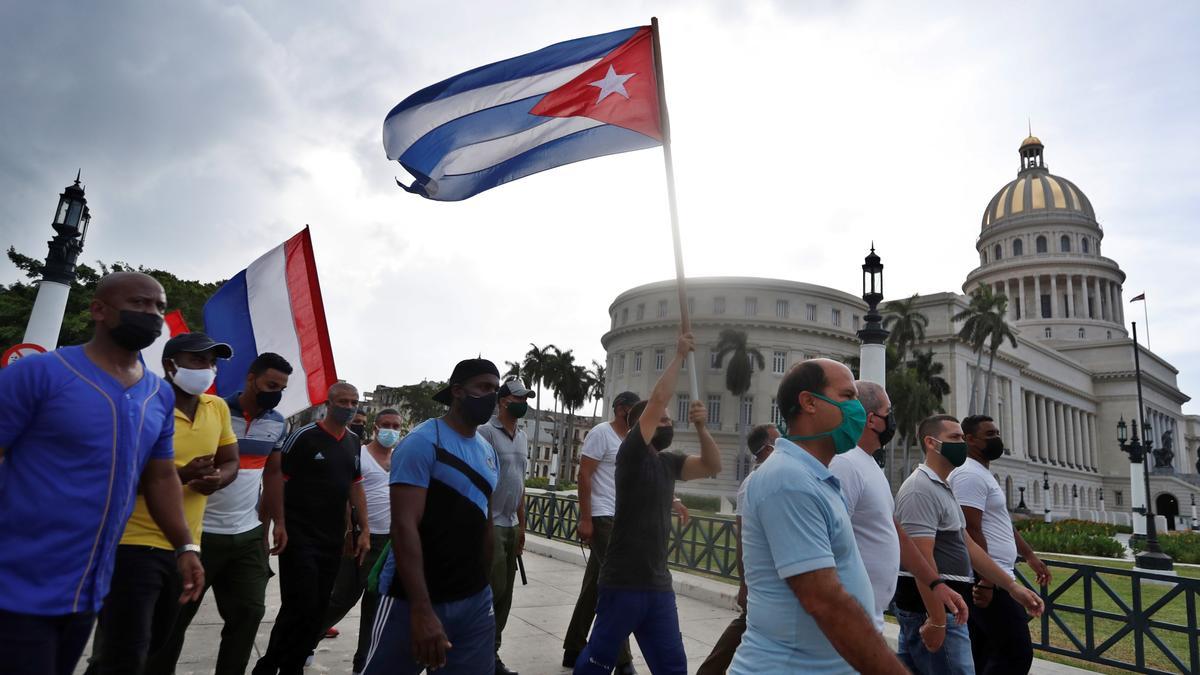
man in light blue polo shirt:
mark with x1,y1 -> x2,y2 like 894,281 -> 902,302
731,358 -> 907,675
0,272 -> 203,675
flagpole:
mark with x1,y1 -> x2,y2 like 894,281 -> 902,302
1143,296 -> 1150,349
651,16 -> 700,402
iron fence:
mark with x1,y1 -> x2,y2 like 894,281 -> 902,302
524,492 -> 1200,674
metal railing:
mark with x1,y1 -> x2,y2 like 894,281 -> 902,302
525,492 -> 1200,674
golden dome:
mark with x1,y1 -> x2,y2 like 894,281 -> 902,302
1020,135 -> 1043,148
982,172 -> 1095,228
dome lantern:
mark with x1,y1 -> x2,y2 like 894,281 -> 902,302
1020,134 -> 1045,173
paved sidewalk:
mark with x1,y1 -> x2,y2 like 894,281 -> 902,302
74,539 -> 1095,673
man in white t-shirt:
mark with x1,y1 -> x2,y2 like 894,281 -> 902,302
563,391 -> 639,673
318,408 -> 403,673
828,380 -> 969,641
696,423 -> 778,675
950,415 -> 1051,675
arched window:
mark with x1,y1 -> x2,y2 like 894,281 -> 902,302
1078,328 -> 1086,339
1082,237 -> 1090,253
1036,236 -> 1047,253
1013,239 -> 1024,256
1045,327 -> 1052,338
1060,235 -> 1071,252
994,244 -> 1003,260
982,251 -> 988,264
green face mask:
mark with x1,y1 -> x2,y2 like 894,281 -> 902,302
784,393 -> 867,454
506,401 -> 529,419
935,439 -> 969,467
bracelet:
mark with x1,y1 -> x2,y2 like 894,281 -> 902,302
927,622 -> 946,629
928,579 -> 946,591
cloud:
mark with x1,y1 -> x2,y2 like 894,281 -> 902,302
1,0 -> 1197,411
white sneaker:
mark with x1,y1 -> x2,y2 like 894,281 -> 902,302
305,654 -> 314,667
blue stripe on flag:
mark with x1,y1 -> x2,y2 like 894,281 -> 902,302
384,27 -> 639,120
405,124 -> 660,201
399,95 -> 547,176
203,269 -> 258,398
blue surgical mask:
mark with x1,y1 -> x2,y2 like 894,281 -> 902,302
785,393 -> 868,454
376,428 -> 402,448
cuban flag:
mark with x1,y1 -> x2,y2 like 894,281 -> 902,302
203,227 -> 337,417
384,26 -> 663,201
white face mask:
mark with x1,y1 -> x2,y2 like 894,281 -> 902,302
170,361 -> 216,396
376,428 -> 402,448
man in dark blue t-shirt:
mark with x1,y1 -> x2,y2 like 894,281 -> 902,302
363,359 -> 501,675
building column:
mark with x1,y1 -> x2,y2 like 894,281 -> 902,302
1073,408 -> 1084,468
1066,275 -> 1076,318
1018,276 -> 1026,319
1055,402 -> 1068,465
1110,283 -> 1120,324
1050,275 -> 1059,318
1046,399 -> 1058,464
1082,412 -> 1093,472
1093,277 -> 1104,320
1070,401 -> 1080,466
1034,275 -> 1043,319
1024,391 -> 1036,459
1090,414 -> 1100,472
1081,274 -> 1091,319
1036,395 -> 1048,463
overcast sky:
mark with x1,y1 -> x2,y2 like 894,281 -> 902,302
2,1 -> 1198,412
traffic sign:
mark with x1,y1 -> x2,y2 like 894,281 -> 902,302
2,343 -> 46,368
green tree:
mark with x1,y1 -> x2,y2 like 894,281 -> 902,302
715,329 -> 765,450
887,366 -> 942,482
1,247 -> 224,349
387,380 -> 448,428
587,360 -> 605,419
883,295 -> 928,363
520,343 -> 557,465
954,285 -> 1015,415
908,349 -> 950,403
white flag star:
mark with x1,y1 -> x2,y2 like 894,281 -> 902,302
588,65 -> 635,104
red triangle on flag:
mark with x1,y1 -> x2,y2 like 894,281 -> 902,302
530,27 -> 662,141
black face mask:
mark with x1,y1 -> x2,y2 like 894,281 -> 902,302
983,436 -> 1006,461
461,392 -> 498,426
877,411 -> 897,446
110,310 -> 163,352
328,405 -> 355,425
255,389 -> 283,411
651,426 -> 674,450
349,423 -> 366,437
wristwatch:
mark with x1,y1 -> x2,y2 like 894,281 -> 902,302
175,544 -> 201,558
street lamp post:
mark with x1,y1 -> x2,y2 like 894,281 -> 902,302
22,172 -> 92,351
1099,487 -> 1106,518
1016,486 -> 1029,514
1043,471 -> 1051,523
1118,324 -> 1174,571
857,245 -> 888,385
1071,484 -> 1080,518
1192,493 -> 1198,531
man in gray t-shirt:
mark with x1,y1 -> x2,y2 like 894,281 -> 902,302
477,379 -> 535,675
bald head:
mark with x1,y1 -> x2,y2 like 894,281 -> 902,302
95,271 -> 164,302
328,382 -> 359,401
777,358 -> 853,421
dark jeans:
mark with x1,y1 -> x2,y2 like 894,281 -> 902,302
695,608 -> 746,675
252,538 -> 341,675
0,608 -> 94,675
563,516 -> 632,666
319,533 -> 390,672
85,545 -> 181,675
490,524 -> 518,655
575,588 -> 687,675
147,526 -> 273,675
968,587 -> 1034,675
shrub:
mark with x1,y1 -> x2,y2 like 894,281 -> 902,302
1130,531 -> 1200,564
525,477 -> 549,489
678,493 -> 722,513
1015,518 -> 1131,536
1015,519 -> 1125,558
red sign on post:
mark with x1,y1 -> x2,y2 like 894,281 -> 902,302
1,343 -> 46,368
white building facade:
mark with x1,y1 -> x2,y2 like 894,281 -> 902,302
601,136 -> 1200,526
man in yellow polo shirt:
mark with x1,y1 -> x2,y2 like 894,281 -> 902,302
86,332 -> 240,674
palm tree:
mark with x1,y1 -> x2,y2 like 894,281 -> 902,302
587,361 -> 606,420
954,285 -> 1007,415
980,298 -> 1018,414
545,347 -> 578,482
883,295 -> 929,362
521,343 -> 557,470
715,329 -> 765,451
887,366 -> 941,483
908,349 -> 950,403
503,360 -> 522,379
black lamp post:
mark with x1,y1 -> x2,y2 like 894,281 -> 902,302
45,171 -> 92,284
1043,471 -> 1051,523
1118,416 -> 1173,570
1192,493 -> 1198,531
1016,486 -> 1029,514
858,245 -> 888,346
1099,487 -> 1105,513
1129,321 -> 1171,570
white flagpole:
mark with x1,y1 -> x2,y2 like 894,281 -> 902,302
1143,296 -> 1150,349
651,16 -> 700,402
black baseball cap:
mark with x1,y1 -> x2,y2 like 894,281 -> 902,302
612,391 -> 640,408
432,358 -> 501,405
499,379 -> 536,399
163,332 -> 233,360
